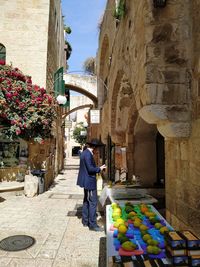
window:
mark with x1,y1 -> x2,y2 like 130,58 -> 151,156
0,43 -> 6,64
0,141 -> 20,168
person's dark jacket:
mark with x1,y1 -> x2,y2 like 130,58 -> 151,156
77,148 -> 101,190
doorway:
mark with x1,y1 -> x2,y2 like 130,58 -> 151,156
107,135 -> 115,182
155,132 -> 165,186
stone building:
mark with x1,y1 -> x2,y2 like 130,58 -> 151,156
63,73 -> 99,157
0,0 -> 66,184
0,0 -> 65,91
97,0 -> 200,236
65,94 -> 93,157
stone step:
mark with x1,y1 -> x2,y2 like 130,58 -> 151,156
0,181 -> 24,192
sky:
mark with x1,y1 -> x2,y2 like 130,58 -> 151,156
61,0 -> 107,73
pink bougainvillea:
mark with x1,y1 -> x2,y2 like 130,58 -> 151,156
0,63 -> 56,143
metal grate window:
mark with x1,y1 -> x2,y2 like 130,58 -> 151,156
0,44 -> 6,62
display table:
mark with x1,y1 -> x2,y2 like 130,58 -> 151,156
106,204 -> 173,267
99,185 -> 157,207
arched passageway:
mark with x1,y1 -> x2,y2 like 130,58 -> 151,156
133,117 -> 165,187
62,104 -> 93,119
64,73 -> 98,107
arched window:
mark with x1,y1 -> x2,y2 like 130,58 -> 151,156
0,43 -> 6,64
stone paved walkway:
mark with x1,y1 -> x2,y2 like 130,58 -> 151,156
0,157 -> 106,267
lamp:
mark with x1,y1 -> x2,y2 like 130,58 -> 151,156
153,0 -> 167,8
56,95 -> 67,105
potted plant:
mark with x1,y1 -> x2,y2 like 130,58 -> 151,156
113,0 -> 126,21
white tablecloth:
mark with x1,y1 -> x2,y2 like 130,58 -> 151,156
99,185 -> 157,206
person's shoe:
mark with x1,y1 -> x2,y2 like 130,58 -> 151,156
89,226 -> 104,232
82,224 -> 88,227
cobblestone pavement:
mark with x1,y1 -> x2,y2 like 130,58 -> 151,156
0,157 -> 106,267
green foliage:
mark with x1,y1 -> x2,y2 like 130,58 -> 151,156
83,57 -> 96,75
65,41 -> 72,60
72,122 -> 87,146
113,0 -> 125,20
64,26 -> 72,34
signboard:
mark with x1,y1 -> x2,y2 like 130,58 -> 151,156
65,121 -> 72,128
80,130 -> 87,136
54,68 -> 70,107
90,109 -> 100,124
54,67 -> 64,97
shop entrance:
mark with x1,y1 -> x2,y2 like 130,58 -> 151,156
134,118 -> 157,186
155,132 -> 165,186
107,135 -> 115,182
134,117 -> 165,187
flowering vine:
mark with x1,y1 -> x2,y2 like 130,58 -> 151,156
0,63 -> 56,143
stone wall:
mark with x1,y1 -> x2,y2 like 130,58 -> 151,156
0,0 -> 66,181
28,138 -> 56,189
97,0 -> 162,184
164,0 -> 200,237
46,0 -> 65,92
140,0 -> 191,140
98,0 -> 200,236
165,132 -> 200,237
0,0 -> 65,89
0,0 -> 49,87
46,0 -> 66,176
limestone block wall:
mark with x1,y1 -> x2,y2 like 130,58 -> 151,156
165,0 -> 200,238
46,0 -> 66,175
165,133 -> 200,237
98,0 -> 161,184
0,0 -> 65,90
0,0 -> 65,179
46,0 -> 65,92
98,0 -> 200,234
28,138 -> 56,189
0,0 -> 50,87
98,0 -> 148,139
139,0 -> 192,139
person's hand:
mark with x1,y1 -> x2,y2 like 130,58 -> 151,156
100,164 -> 106,171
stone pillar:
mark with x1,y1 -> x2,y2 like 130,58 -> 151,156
165,137 -> 200,237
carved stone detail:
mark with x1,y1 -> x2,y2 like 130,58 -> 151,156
139,104 -> 191,138
116,75 -> 133,132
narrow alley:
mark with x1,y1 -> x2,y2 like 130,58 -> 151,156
0,157 -> 106,267
1,1 -> 200,266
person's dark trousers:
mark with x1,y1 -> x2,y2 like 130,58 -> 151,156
82,188 -> 98,228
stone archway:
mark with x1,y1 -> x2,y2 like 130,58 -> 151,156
62,104 -> 93,120
98,34 -> 110,108
64,73 -> 97,106
134,116 -> 157,186
109,71 -> 141,181
99,34 -> 109,77
110,70 -> 130,144
126,106 -> 138,181
125,106 -> 165,186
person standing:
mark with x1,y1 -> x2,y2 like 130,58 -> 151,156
77,139 -> 106,231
